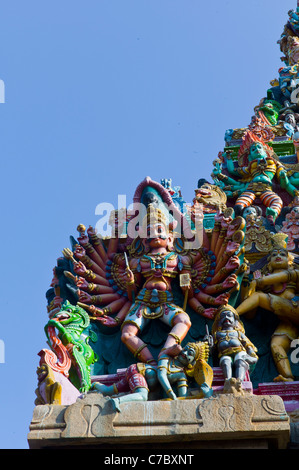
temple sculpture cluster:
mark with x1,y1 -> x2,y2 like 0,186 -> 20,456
28,4 -> 299,450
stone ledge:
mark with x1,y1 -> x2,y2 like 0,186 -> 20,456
27,393 -> 290,449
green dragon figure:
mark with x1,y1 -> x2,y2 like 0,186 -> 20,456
45,301 -> 98,393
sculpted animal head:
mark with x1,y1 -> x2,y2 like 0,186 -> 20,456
47,301 -> 90,333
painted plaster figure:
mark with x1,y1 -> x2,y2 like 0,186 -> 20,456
222,141 -> 292,223
237,244 -> 299,381
90,362 -> 158,411
157,341 -> 213,400
212,306 -> 258,387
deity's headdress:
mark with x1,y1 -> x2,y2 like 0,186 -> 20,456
141,203 -> 169,235
211,305 -> 245,336
238,130 -> 274,166
264,233 -> 293,273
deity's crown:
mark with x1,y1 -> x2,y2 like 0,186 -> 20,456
270,232 -> 288,250
185,341 -> 207,361
238,130 -> 273,165
142,203 -> 169,231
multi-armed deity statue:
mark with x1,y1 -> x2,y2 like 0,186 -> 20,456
34,4 -> 299,421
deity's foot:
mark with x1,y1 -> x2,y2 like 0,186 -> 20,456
266,208 -> 277,225
111,397 -> 121,412
90,382 -> 107,394
273,374 -> 294,382
158,344 -> 182,359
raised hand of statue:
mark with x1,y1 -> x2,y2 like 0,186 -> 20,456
75,276 -> 89,289
226,255 -> 240,271
87,225 -> 96,237
73,245 -> 86,260
96,316 -> 119,327
77,233 -> 89,245
73,261 -> 88,276
215,293 -> 230,305
88,304 -> 105,318
78,290 -> 92,303
225,240 -> 240,256
122,267 -> 135,286
223,274 -> 238,289
203,308 -> 217,320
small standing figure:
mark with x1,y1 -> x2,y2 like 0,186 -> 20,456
157,342 -> 213,400
212,306 -> 258,390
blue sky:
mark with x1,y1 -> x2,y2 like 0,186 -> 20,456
0,0 -> 294,449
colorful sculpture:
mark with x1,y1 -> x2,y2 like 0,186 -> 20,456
157,341 -> 213,400
213,134 -> 294,223
36,5 -> 299,416
280,195 -> 299,250
236,240 -> 299,382
91,362 -> 158,411
45,301 -> 98,392
212,306 -> 258,388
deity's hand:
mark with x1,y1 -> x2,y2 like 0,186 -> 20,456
74,245 -> 86,260
212,166 -> 221,176
215,293 -> 229,305
78,290 -> 92,303
123,267 -> 135,286
279,170 -> 288,189
226,255 -> 240,271
225,241 -> 240,256
88,305 -> 106,317
167,390 -> 177,400
96,316 -> 119,327
77,233 -> 89,246
75,276 -> 89,289
73,261 -> 88,276
87,226 -> 97,237
203,308 -> 217,320
223,274 -> 238,289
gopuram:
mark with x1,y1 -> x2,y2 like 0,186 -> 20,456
28,4 -> 299,450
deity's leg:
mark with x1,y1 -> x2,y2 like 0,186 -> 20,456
176,378 -> 188,398
112,387 -> 149,412
236,292 -> 271,316
121,323 -> 156,364
219,356 -> 232,380
260,190 -> 283,223
271,334 -> 294,381
234,191 -> 256,216
162,313 -> 191,350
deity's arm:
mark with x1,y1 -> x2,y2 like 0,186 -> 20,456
225,155 -> 249,179
188,297 -> 217,320
157,357 -> 177,400
278,169 -> 299,197
255,269 -> 299,289
124,259 -> 141,302
203,274 -> 239,294
239,332 -> 258,356
210,256 -> 240,285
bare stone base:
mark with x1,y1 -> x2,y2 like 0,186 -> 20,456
27,393 -> 290,449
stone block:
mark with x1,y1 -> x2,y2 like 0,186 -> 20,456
28,393 -> 290,449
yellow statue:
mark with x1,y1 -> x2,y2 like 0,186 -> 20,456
236,236 -> 299,382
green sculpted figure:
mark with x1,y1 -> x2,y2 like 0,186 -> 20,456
45,301 -> 98,393
213,138 -> 295,223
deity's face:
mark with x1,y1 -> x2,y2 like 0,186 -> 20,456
178,345 -> 196,366
268,248 -> 289,270
285,114 -> 296,126
243,206 -> 257,219
146,222 -> 169,249
219,309 -> 236,329
248,142 -> 267,161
